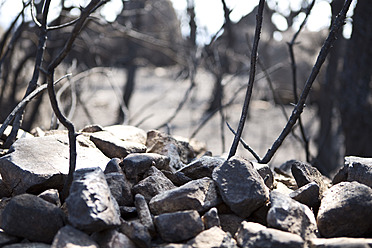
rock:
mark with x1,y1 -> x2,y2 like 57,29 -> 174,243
146,130 -> 195,170
0,194 -> 65,243
90,131 -> 146,159
187,226 -> 237,248
135,194 -> 155,236
121,153 -> 171,183
317,181 -> 372,238
92,229 -> 137,248
333,156 -> 372,188
105,172 -> 133,206
104,158 -> 123,174
0,230 -> 20,247
273,180 -> 294,195
162,170 -> 192,186
219,214 -> 245,236
235,221 -> 305,248
179,156 -> 225,180
0,134 -> 109,195
212,156 -> 269,218
309,237 -> 372,248
267,191 -> 318,240
120,219 -> 151,248
0,179 -> 11,198
2,243 -> 51,248
80,124 -> 104,133
119,206 -> 137,219
154,210 -> 204,243
38,189 -> 61,207
1,125 -> 33,144
149,177 -> 220,215
201,207 -> 220,229
132,166 -> 176,202
273,172 -> 298,190
104,125 -> 147,145
51,225 -> 99,248
66,167 -> 121,233
251,161 -> 274,189
289,182 -> 320,210
248,203 -> 270,226
291,160 -> 329,196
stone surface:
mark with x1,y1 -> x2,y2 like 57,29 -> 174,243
66,167 -> 121,233
120,219 -> 152,248
80,124 -> 104,133
235,221 -> 305,248
219,214 -> 245,236
289,182 -> 320,210
179,156 -> 225,180
51,225 -> 99,248
212,156 -> 269,218
105,172 -> 133,206
333,156 -> 372,188
154,210 -> 204,243
317,181 -> 372,238
90,131 -> 146,159
92,229 -> 137,248
290,160 -> 329,196
104,158 -> 123,174
252,161 -> 274,189
201,207 -> 220,229
135,194 -> 155,236
0,194 -> 65,243
267,191 -> 318,240
104,125 -> 147,145
121,153 -> 171,183
310,238 -> 372,248
132,166 -> 176,202
0,134 -> 109,195
149,177 -> 220,215
146,130 -> 195,170
38,189 -> 61,207
0,230 -> 20,247
187,226 -> 237,248
162,170 -> 192,186
2,243 -> 51,248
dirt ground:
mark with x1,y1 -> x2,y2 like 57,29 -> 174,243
36,66 -> 320,168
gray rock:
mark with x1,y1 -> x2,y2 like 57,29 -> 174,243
267,191 -> 318,240
121,153 -> 171,183
219,214 -> 245,236
162,170 -> 192,186
2,243 -> 51,248
92,229 -> 137,248
252,161 -> 274,189
0,134 -> 109,195
179,156 -> 225,180
104,158 -> 123,174
0,230 -> 20,247
120,219 -> 151,248
90,131 -> 146,159
135,194 -> 155,236
310,237 -> 372,248
187,226 -> 237,248
154,210 -> 204,243
146,130 -> 195,170
51,225 -> 99,248
149,177 -> 220,215
119,206 -> 137,218
201,207 -> 220,229
0,179 -> 10,198
66,167 -> 121,233
0,194 -> 65,243
333,156 -> 372,188
38,189 -> 61,207
291,160 -> 329,196
105,172 -> 133,206
235,221 -> 305,248
104,125 -> 147,145
212,156 -> 269,218
289,182 -> 320,210
132,166 -> 176,202
80,124 -> 104,133
317,181 -> 372,238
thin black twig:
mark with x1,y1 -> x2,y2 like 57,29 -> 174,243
260,0 -> 353,164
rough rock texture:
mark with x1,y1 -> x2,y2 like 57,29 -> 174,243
66,167 -> 121,233
103,125 -> 147,145
0,194 -> 65,243
92,229 -> 137,248
251,161 -> 274,189
105,172 -> 133,206
290,182 -> 320,210
51,225 -> 99,248
235,221 -> 305,248
149,177 -> 220,214
120,219 -> 151,248
201,207 -> 220,229
309,238 -> 372,248
219,214 -> 245,236
332,156 -> 372,187
154,210 -> 204,243
317,181 -> 372,238
38,189 -> 61,207
90,131 -> 146,159
135,194 -> 155,236
179,156 -> 225,180
212,156 -> 269,218
267,191 -> 318,240
0,134 -> 109,195
187,226 -> 238,248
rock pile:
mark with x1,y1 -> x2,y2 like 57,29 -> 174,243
0,124 -> 371,248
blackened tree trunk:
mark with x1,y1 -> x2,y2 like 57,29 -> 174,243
338,0 -> 372,157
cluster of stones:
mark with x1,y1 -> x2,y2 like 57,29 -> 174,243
0,124 -> 371,248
